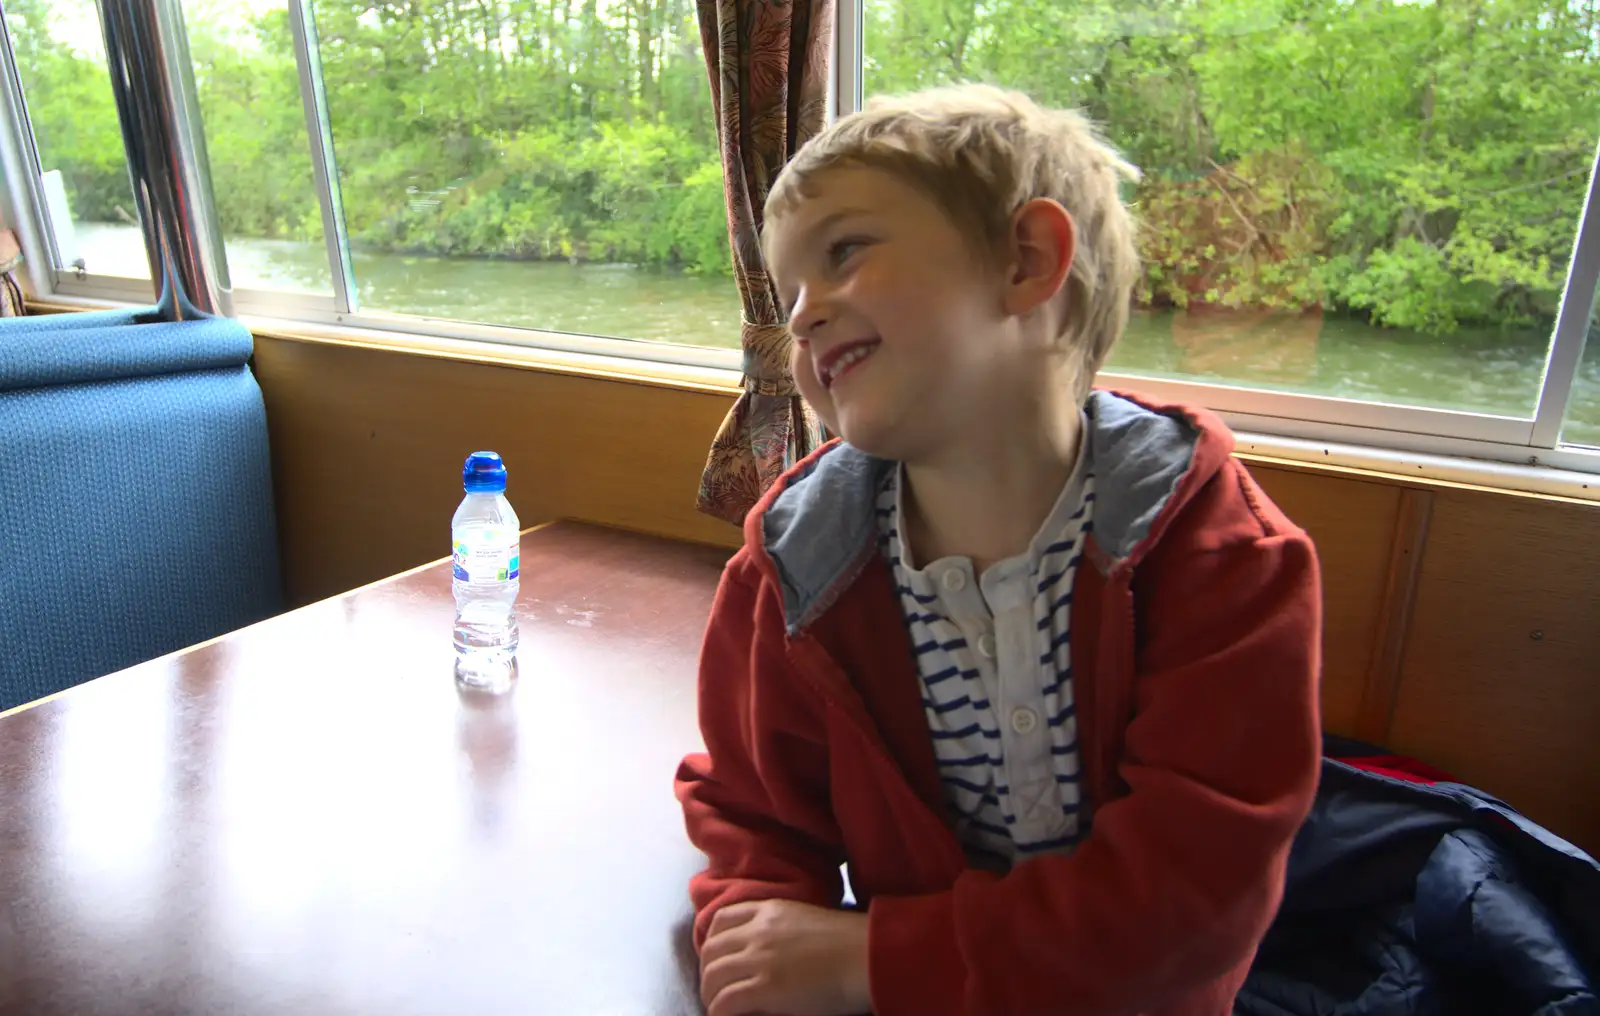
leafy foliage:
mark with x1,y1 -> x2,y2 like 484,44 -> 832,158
865,0 -> 1599,332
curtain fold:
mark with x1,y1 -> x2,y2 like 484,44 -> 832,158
694,0 -> 833,526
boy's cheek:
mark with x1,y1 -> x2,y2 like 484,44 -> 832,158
792,349 -> 832,417
801,385 -> 838,433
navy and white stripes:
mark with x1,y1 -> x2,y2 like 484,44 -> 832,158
878,457 -> 1096,867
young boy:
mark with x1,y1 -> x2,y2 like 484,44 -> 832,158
675,84 -> 1322,1016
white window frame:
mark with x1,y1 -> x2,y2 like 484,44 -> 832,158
3,0 -> 1599,483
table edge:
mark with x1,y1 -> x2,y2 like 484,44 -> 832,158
0,521 -> 563,724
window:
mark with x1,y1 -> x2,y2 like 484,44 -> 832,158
183,0 -> 334,296
1561,297 -> 1600,447
3,0 -> 740,346
306,0 -> 740,347
5,0 -> 149,281
860,0 -> 1600,425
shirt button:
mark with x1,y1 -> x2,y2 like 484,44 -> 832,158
1010,707 -> 1038,735
976,632 -> 996,659
942,570 -> 967,592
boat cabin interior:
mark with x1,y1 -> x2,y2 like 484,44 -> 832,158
0,0 -> 1596,1011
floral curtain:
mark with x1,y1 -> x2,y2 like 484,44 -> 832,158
1,229 -> 23,317
694,0 -> 833,526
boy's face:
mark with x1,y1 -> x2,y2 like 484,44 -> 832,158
767,167 -> 1017,463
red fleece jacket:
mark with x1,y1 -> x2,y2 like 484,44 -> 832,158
675,394 -> 1323,1016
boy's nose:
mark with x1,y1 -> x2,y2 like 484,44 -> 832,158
787,287 -> 832,340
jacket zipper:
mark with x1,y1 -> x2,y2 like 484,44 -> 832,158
1089,566 -> 1137,809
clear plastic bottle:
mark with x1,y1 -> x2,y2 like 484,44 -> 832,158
451,451 -> 520,692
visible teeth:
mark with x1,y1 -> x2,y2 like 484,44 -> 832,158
827,344 -> 875,383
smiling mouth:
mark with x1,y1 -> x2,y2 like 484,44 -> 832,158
817,339 -> 881,390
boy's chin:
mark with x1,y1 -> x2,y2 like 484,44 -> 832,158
831,410 -> 907,460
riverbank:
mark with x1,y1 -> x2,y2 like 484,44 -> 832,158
65,220 -> 1598,443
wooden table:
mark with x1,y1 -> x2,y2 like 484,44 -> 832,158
0,522 -> 732,1015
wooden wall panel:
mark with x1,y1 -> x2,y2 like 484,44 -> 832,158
252,336 -> 742,605
1352,489 -> 1433,745
1247,466 -> 1401,737
1388,491 -> 1600,852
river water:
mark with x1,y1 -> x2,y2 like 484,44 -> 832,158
73,221 -> 1600,445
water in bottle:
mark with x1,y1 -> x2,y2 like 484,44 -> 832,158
452,451 -> 520,692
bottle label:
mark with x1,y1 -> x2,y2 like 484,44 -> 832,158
453,527 -> 521,583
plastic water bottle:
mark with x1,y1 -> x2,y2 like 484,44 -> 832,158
452,451 -> 520,692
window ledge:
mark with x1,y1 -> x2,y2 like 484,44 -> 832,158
1235,433 -> 1600,505
20,297 -> 1600,505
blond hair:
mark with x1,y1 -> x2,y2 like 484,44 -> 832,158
767,84 -> 1141,397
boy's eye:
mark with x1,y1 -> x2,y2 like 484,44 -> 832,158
827,237 -> 869,267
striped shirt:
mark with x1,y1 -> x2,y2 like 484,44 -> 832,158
876,448 -> 1095,868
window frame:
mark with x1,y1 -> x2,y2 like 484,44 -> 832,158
2,0 -> 1598,480
0,17 -> 57,306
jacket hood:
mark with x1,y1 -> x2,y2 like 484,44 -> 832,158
741,389 -> 1238,635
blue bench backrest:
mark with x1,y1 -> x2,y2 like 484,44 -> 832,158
0,313 -> 282,711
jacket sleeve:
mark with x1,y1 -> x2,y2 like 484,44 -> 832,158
674,555 -> 847,951
865,463 -> 1323,1016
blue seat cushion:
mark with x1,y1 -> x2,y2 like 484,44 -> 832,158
0,314 -> 252,392
0,305 -> 155,337
0,316 -> 281,710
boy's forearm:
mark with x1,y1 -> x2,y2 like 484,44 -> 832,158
677,752 -> 847,949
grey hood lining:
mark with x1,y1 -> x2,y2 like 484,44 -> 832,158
761,391 -> 1201,635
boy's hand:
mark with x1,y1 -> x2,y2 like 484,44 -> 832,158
699,899 -> 870,1016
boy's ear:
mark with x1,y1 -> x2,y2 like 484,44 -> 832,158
1002,198 -> 1076,318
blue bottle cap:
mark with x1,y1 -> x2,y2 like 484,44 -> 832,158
462,451 -> 507,493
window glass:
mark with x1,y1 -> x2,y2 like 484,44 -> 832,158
311,0 -> 740,347
864,0 -> 1600,417
5,0 -> 149,280
1560,298 -> 1599,447
6,0 -> 339,294
183,0 -> 334,295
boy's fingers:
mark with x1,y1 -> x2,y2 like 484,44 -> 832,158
700,919 -> 752,970
699,951 -> 753,1009
706,901 -> 759,941
701,929 -> 732,966
705,975 -> 766,1016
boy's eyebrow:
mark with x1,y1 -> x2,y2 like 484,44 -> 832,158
775,207 -> 874,265
804,207 -> 872,243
